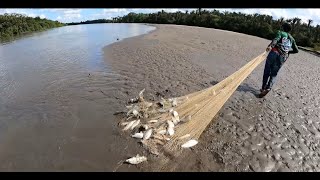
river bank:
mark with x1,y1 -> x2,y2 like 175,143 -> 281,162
104,24 -> 320,172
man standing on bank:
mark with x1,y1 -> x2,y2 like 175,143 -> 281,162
259,22 -> 299,98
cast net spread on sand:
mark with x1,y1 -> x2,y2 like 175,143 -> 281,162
117,52 -> 268,170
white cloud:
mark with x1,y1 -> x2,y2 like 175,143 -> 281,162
92,8 -> 193,20
40,14 -> 46,19
210,8 -> 320,25
0,8 -> 44,19
59,9 -> 81,21
27,13 -> 37,18
86,9 -> 129,20
35,9 -> 83,22
42,9 -> 80,13
103,9 -> 127,13
63,9 -> 81,15
48,9 -> 82,23
0,8 -> 30,16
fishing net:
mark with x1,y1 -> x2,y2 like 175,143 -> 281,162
117,52 -> 268,171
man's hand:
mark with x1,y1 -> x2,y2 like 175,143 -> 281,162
266,46 -> 272,52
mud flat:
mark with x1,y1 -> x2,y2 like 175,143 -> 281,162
104,24 -> 320,172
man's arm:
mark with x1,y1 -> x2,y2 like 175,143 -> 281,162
289,37 -> 299,54
266,31 -> 282,51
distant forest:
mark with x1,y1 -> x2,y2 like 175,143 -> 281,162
67,19 -> 113,25
68,9 -> 320,49
0,13 -> 64,41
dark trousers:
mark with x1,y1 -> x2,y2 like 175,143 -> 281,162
262,50 -> 286,90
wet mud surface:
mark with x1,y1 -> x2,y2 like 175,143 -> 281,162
104,24 -> 320,171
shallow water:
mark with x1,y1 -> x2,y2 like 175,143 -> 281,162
0,23 -> 155,171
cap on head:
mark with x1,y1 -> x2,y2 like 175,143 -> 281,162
282,22 -> 292,32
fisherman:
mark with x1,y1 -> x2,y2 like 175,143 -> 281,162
259,22 -> 299,98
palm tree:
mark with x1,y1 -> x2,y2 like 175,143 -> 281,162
197,8 -> 202,15
307,19 -> 313,34
295,18 -> 301,26
308,19 -> 313,28
291,17 -> 301,33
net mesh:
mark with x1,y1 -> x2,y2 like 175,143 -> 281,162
118,52 -> 268,171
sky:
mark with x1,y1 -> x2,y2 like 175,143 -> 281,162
1,9 -> 320,25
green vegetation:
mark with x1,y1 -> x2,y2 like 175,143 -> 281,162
114,9 -> 320,48
313,43 -> 320,52
69,9 -> 320,49
67,19 -> 113,25
0,13 -> 64,42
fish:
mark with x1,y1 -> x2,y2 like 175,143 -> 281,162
159,98 -> 166,107
130,119 -> 140,130
123,120 -> 136,131
167,120 -> 174,129
129,97 -> 139,103
158,109 -> 167,113
172,98 -> 178,107
167,127 -> 174,136
181,139 -> 198,148
172,111 -> 179,117
120,122 -> 129,126
131,132 -> 144,139
142,124 -> 149,130
172,116 -> 180,125
171,111 -> 180,125
149,120 -> 158,123
126,109 -> 133,116
144,102 -> 153,108
139,89 -> 145,98
138,89 -> 145,101
126,105 -> 139,116
158,130 -> 167,135
143,129 -> 153,140
172,119 -> 179,125
126,105 -> 133,109
125,154 -> 147,164
132,109 -> 139,116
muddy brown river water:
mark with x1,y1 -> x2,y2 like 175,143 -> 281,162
0,23 -> 155,171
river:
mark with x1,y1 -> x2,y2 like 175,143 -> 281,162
0,23 -> 155,171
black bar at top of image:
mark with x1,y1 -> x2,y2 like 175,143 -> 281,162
0,0 -> 318,8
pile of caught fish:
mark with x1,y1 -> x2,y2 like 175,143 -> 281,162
119,52 -> 268,167
119,89 -> 198,164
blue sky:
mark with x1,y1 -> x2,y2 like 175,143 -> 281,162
1,9 -> 320,25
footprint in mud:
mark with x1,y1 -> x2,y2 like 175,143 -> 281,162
249,154 -> 276,172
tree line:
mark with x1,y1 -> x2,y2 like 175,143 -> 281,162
67,19 -> 113,25
69,9 -> 319,49
0,13 -> 64,42
113,9 -> 320,49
